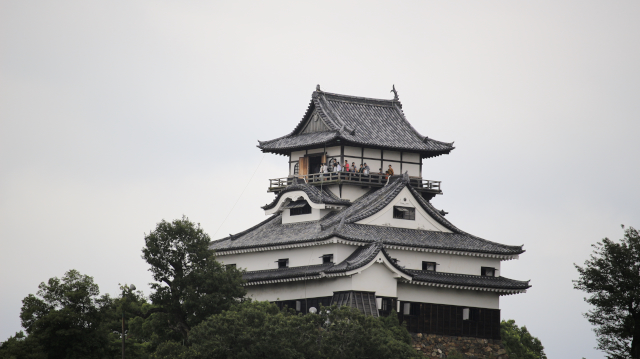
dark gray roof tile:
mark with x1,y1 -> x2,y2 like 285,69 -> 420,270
407,270 -> 531,290
258,91 -> 454,158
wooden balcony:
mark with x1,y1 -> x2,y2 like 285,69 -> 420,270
268,172 -> 442,198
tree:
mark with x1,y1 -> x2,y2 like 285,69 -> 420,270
141,216 -> 246,344
188,301 -> 422,359
15,270 -> 111,359
574,226 -> 640,359
500,319 -> 546,359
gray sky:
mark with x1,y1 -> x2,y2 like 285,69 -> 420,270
1,1 -> 639,357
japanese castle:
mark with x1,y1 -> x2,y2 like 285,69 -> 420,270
210,86 -> 530,339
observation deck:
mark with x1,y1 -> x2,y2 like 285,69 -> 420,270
268,172 -> 442,199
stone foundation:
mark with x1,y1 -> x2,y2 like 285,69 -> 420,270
411,333 -> 508,359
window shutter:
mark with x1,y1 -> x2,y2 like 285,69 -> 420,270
298,157 -> 308,176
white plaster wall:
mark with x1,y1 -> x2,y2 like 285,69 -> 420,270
363,148 -> 381,159
307,147 -> 325,154
344,146 -> 361,157
383,150 -> 401,161
246,276 -> 354,301
340,186 -> 370,201
282,208 -> 331,224
356,187 -> 451,231
289,162 -> 298,176
385,249 -> 502,276
397,283 -> 500,309
217,242 -> 358,271
291,150 -> 306,160
351,263 -> 398,297
402,152 -> 420,163
326,146 -> 341,157
382,160 -> 400,174
402,163 -> 420,177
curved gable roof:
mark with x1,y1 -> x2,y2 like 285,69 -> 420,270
258,90 -> 454,158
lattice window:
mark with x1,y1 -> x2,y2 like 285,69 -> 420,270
393,206 -> 415,220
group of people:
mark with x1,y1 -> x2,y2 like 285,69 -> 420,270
318,159 -> 394,177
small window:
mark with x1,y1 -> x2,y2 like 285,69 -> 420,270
290,202 -> 312,216
463,308 -> 470,320
422,261 -> 436,271
393,206 -> 415,220
277,259 -> 289,268
481,267 -> 496,277
225,264 -> 236,270
321,254 -> 333,264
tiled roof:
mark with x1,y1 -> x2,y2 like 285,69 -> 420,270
242,243 -> 529,292
261,179 -> 351,210
258,90 -> 455,158
407,270 -> 531,290
243,242 -> 410,283
211,177 -> 524,256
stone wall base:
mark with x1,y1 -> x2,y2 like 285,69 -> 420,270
411,333 -> 508,359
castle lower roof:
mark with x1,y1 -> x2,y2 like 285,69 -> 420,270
211,176 -> 524,256
242,242 -> 530,293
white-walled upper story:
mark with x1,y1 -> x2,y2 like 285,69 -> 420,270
289,146 -> 422,177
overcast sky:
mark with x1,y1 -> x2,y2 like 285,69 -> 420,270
1,1 -> 639,357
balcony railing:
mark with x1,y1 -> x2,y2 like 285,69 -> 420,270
268,172 -> 441,193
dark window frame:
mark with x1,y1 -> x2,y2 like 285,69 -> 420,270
321,254 -> 333,264
393,206 -> 415,220
290,202 -> 312,216
481,267 -> 496,277
422,261 -> 437,271
277,259 -> 289,269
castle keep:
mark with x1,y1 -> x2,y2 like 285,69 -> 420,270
210,86 -> 530,340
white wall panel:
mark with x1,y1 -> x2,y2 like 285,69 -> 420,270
383,150 -> 401,161
385,249 -> 502,275
344,146 -> 361,157
397,284 -> 500,309
402,163 -> 420,177
363,148 -> 381,159
326,146 -> 341,156
402,152 -> 420,163
217,242 -> 358,271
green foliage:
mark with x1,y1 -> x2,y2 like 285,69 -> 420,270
574,226 -> 640,359
100,285 -> 153,359
141,216 -> 247,343
188,301 -> 422,359
11,270 -> 111,359
0,331 -> 45,359
500,319 -> 546,359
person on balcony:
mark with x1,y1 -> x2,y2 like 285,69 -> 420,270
386,164 -> 394,177
378,168 -> 384,175
335,160 -> 342,172
350,162 -> 357,172
363,163 -> 370,175
344,160 -> 349,172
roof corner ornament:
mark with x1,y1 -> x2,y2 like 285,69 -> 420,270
439,209 -> 449,217
390,85 -> 399,101
316,84 -> 321,92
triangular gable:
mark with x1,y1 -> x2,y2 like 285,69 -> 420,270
355,187 -> 452,232
299,110 -> 331,134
